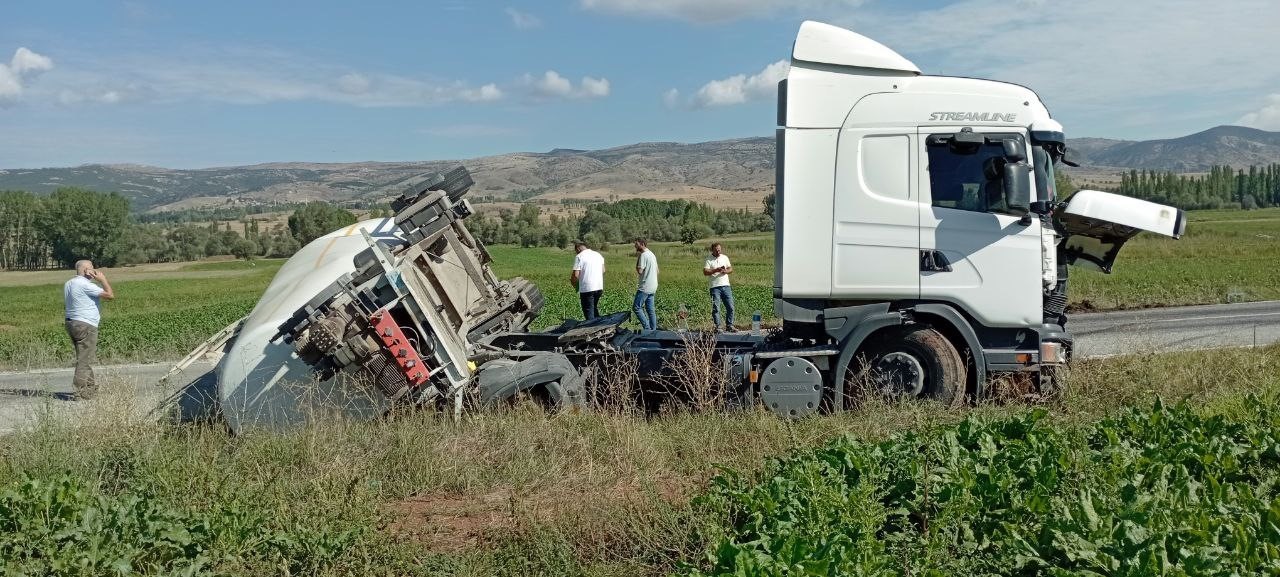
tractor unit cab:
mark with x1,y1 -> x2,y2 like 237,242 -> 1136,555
771,21 -> 1183,406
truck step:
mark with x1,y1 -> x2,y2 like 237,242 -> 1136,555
754,347 -> 839,359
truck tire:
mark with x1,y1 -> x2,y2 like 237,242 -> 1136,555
858,326 -> 966,407
477,354 -> 587,412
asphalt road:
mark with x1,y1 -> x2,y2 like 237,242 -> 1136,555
1,300 -> 1277,434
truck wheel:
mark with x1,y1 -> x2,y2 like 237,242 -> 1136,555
476,354 -> 587,412
860,326 -> 966,406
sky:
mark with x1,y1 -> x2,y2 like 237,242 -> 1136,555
2,0 -> 1278,168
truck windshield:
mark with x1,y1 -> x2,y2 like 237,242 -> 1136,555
1032,146 -> 1057,203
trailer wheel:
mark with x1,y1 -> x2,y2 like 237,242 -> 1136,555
858,326 -> 966,406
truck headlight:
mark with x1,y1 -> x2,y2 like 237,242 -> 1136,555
1040,342 -> 1068,364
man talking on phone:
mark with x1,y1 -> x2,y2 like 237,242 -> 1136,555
63,260 -> 114,400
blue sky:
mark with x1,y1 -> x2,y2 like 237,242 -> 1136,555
2,0 -> 1278,168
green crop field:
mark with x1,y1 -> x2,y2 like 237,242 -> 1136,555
1,344 -> 1277,575
0,260 -> 284,369
488,237 -> 776,331
0,208 -> 1277,368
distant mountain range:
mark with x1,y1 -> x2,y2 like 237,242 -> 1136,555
1065,126 -> 1280,171
0,126 -> 1276,213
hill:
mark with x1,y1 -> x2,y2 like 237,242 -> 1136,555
1083,126 -> 1280,171
1,127 -> 1277,213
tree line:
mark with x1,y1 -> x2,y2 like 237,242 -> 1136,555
467,197 -> 774,249
0,186 -> 774,270
1110,164 -> 1280,210
0,188 -> 358,270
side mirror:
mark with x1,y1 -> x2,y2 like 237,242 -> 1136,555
1001,138 -> 1026,162
1003,162 -> 1031,214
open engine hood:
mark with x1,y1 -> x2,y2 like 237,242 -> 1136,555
1055,189 -> 1186,273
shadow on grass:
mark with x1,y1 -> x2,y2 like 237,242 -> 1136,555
0,388 -> 77,401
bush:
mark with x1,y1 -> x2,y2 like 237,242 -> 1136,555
681,223 -> 714,245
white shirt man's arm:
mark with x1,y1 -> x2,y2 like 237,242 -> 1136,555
93,270 -> 114,300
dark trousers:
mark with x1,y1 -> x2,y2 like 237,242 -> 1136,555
65,320 -> 98,394
580,290 -> 603,321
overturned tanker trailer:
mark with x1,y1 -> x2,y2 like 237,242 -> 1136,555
167,167 -> 759,431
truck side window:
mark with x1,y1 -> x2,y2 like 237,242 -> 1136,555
927,134 -> 1023,216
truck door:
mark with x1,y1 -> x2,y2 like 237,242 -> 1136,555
917,128 -> 1042,328
830,130 -> 919,299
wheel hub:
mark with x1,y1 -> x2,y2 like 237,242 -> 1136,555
874,352 -> 925,396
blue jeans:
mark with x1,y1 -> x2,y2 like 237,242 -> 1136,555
710,285 -> 735,330
632,291 -> 657,330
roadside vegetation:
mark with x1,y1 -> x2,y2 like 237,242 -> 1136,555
0,345 -> 1276,575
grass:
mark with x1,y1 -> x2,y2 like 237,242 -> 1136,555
0,260 -> 283,369
0,345 -> 1276,575
0,207 -> 1277,368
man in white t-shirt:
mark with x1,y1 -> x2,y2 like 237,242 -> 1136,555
703,242 -> 735,332
63,259 -> 115,400
570,240 -> 606,321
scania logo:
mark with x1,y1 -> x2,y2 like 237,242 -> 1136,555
928,112 -> 1017,122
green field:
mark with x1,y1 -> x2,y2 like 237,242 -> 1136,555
1,345 -> 1276,575
1069,208 -> 1280,309
0,260 -> 284,369
1,208 -> 1278,368
488,237 -> 776,331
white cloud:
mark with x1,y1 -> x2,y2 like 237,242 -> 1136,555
838,0 -> 1280,137
22,47 -> 516,108
58,88 -> 128,105
580,76 -> 610,98
11,47 -> 53,75
336,73 -> 370,94
529,70 -> 573,97
690,60 -> 787,108
580,0 -> 864,23
506,7 -> 542,29
0,47 -> 54,104
521,70 -> 610,100
662,88 -> 680,108
461,83 -> 503,102
1237,94 -> 1280,131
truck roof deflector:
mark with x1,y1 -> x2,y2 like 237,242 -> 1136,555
792,21 -> 921,74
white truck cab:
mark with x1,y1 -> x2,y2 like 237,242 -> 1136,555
773,22 -> 1184,407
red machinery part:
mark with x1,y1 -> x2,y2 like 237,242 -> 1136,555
369,309 -> 431,387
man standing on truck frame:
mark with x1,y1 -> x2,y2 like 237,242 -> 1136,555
632,238 -> 658,331
703,242 -> 735,332
63,259 -> 115,400
570,240 -> 605,321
